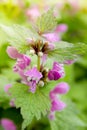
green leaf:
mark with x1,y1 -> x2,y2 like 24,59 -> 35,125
9,83 -> 51,130
0,24 -> 40,53
48,41 -> 87,63
50,101 -> 85,130
37,9 -> 57,33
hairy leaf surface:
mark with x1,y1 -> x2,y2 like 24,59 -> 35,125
9,83 -> 52,130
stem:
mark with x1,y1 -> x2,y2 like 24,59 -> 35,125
37,56 -> 40,71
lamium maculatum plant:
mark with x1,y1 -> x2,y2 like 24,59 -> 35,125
0,9 -> 86,130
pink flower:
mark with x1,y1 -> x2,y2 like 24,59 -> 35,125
13,55 -> 31,71
1,118 -> 16,130
50,82 -> 69,100
52,82 -> 70,95
48,70 -> 61,80
7,46 -> 31,71
27,80 -> 37,93
42,32 -> 60,42
50,82 -> 69,101
6,46 -> 22,59
24,67 -> 43,93
48,62 -> 65,80
24,67 -> 42,83
51,99 -> 66,112
55,24 -> 68,33
26,5 -> 40,22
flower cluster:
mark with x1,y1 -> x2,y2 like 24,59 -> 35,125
6,31 -> 71,118
6,17 -> 71,119
6,42 -> 66,94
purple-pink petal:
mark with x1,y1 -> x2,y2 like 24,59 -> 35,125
13,55 -> 31,71
6,46 -> 22,59
42,32 -> 60,42
24,67 -> 43,93
48,70 -> 61,80
49,91 -> 56,101
26,6 -> 40,22
17,55 -> 31,69
53,62 -> 63,71
53,82 -> 70,94
55,24 -> 68,33
48,43 -> 55,50
48,62 -> 65,81
1,118 -> 16,130
51,99 -> 66,112
28,80 -> 37,93
24,67 -> 42,83
53,62 -> 65,78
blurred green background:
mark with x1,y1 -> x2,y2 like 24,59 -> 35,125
0,0 -> 87,130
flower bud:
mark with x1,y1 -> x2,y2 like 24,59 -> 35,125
6,46 -> 22,59
30,49 -> 35,55
53,82 -> 70,94
48,70 -> 61,80
38,80 -> 44,87
38,52 -> 43,57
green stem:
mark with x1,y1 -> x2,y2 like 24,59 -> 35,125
37,56 -> 40,71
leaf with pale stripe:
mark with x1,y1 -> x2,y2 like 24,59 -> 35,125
37,9 -> 57,33
0,24 -> 41,53
48,41 -> 87,63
